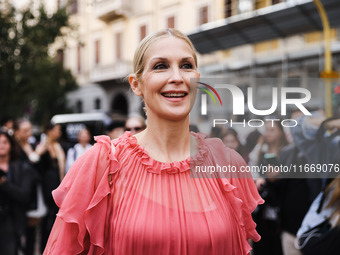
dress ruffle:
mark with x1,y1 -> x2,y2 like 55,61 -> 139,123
220,176 -> 264,254
202,138 -> 264,254
113,131 -> 209,174
44,135 -> 118,254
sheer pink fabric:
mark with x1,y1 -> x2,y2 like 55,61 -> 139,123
44,132 -> 263,255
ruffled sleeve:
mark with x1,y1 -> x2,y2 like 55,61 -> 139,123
204,138 -> 264,254
43,135 -> 119,255
220,147 -> 264,254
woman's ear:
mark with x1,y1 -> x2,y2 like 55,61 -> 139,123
129,74 -> 142,97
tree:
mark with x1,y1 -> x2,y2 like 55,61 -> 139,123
0,0 -> 78,126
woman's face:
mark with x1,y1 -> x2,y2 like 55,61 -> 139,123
264,122 -> 282,144
48,125 -> 62,141
0,134 -> 11,157
16,121 -> 32,142
78,129 -> 91,144
223,134 -> 239,150
131,37 -> 200,121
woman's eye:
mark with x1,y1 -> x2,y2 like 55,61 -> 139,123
153,63 -> 167,70
181,63 -> 193,69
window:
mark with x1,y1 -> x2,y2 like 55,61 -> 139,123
77,45 -> 81,73
95,39 -> 100,65
255,0 -> 268,9
56,49 -> 64,67
115,33 -> 122,60
272,0 -> 281,4
76,100 -> 83,113
94,98 -> 101,110
70,0 -> 78,14
140,25 -> 147,41
167,16 -> 175,28
199,6 -> 209,25
225,0 -> 232,18
254,39 -> 279,52
112,94 -> 128,115
239,0 -> 253,13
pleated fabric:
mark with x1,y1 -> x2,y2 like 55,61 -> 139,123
43,132 -> 264,255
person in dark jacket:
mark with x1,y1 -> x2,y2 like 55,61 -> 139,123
266,144 -> 321,255
14,118 -> 44,255
0,131 -> 37,255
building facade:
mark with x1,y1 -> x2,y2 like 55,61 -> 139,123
53,0 -> 339,130
58,0 -> 225,118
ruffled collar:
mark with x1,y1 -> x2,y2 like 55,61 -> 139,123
115,131 -> 208,174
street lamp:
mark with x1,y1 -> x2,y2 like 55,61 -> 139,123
313,0 -> 339,117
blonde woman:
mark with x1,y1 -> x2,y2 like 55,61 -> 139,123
37,123 -> 65,251
44,29 -> 263,255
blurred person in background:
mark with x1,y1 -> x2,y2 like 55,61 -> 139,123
14,118 -> 40,163
36,123 -> 65,252
222,128 -> 249,163
261,112 -> 323,255
265,144 -> 321,255
65,128 -> 92,174
189,123 -> 199,133
0,116 -> 15,136
14,118 -> 46,255
125,114 -> 146,134
208,126 -> 223,139
249,119 -> 289,255
106,119 -> 126,140
289,114 -> 340,254
296,177 -> 340,255
245,129 -> 261,156
0,131 -> 36,255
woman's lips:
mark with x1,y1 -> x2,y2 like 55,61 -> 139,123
162,92 -> 186,97
161,92 -> 188,102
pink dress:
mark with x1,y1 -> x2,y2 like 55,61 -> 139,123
44,132 -> 263,255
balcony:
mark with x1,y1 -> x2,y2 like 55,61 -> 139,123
94,0 -> 130,22
90,60 -> 133,83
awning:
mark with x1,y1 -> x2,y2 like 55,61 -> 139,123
188,0 -> 340,54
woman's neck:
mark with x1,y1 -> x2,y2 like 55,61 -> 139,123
267,141 -> 281,154
135,116 -> 192,163
0,155 -> 9,169
79,142 -> 88,148
46,136 -> 56,144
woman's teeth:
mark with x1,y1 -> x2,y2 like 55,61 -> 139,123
162,93 -> 186,98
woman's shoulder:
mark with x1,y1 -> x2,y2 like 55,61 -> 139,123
195,132 -> 246,166
94,132 -> 134,158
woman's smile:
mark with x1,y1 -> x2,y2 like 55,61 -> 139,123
133,36 -> 200,121
161,90 -> 188,102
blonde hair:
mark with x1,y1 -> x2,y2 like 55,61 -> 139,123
325,177 -> 340,226
132,28 -> 198,80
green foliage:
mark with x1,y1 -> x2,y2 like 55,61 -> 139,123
0,0 -> 78,125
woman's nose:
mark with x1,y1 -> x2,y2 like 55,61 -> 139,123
168,67 -> 184,84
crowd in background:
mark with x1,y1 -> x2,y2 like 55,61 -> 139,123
201,110 -> 340,255
1,110 -> 340,255
0,114 -> 146,255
